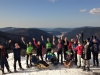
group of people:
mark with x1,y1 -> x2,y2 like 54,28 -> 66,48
0,32 -> 100,74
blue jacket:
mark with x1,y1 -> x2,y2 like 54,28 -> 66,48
90,37 -> 100,52
13,48 -> 21,58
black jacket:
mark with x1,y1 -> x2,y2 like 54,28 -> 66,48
13,48 -> 21,59
0,48 -> 8,59
82,43 -> 91,60
36,44 -> 42,54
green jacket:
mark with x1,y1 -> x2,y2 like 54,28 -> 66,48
66,50 -> 72,55
47,52 -> 56,58
26,44 -> 33,54
46,42 -> 51,49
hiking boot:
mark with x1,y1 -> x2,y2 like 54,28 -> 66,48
26,65 -> 30,68
83,66 -> 86,71
20,68 -> 24,70
77,66 -> 81,68
93,64 -> 95,67
14,70 -> 18,72
87,67 -> 90,71
8,70 -> 12,73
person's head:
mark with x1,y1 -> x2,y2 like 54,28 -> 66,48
29,42 -> 32,45
93,39 -> 97,43
0,44 -> 3,49
79,34 -> 81,36
71,39 -> 74,42
86,38 -> 90,42
76,34 -> 78,38
21,37 -> 24,40
58,38 -> 61,43
47,38 -> 50,42
8,40 -> 12,43
51,49 -> 54,53
74,41 -> 76,44
15,43 -> 19,47
78,42 -> 82,46
64,37 -> 68,41
37,41 -> 41,45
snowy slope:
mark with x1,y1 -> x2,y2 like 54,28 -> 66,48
1,53 -> 100,75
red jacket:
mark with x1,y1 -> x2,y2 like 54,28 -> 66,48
68,42 -> 73,50
74,45 -> 83,55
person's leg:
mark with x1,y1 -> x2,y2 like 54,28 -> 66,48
26,54 -> 29,67
61,51 -> 63,64
14,58 -> 17,72
29,53 -> 32,66
64,50 -> 66,60
92,52 -> 95,66
86,60 -> 90,71
77,54 -> 81,67
81,58 -> 84,67
4,58 -> 11,72
1,59 -> 4,73
18,58 -> 23,69
57,51 -> 59,63
45,49 -> 49,61
75,52 -> 77,65
83,59 -> 86,71
40,54 -> 43,61
95,52 -> 99,66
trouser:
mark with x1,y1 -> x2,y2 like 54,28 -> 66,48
1,58 -> 9,72
45,49 -> 51,60
64,50 -> 67,60
37,53 -> 43,61
57,49 -> 63,64
77,54 -> 83,66
92,51 -> 99,65
26,53 -> 32,66
21,49 -> 26,57
75,52 -> 77,65
83,59 -> 90,67
14,58 -> 22,70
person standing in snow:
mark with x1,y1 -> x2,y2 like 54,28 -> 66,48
21,38 -> 33,68
41,36 -> 52,61
90,36 -> 100,67
74,42 -> 84,68
82,38 -> 91,71
57,38 -> 63,64
0,44 -> 11,74
33,38 -> 44,61
12,43 -> 24,72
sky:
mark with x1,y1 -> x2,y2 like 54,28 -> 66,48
0,0 -> 100,28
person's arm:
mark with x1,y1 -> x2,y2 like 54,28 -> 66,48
95,36 -> 100,44
41,36 -> 46,45
73,46 -> 78,51
33,38 -> 38,48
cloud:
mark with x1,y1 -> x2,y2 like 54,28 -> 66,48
79,9 -> 87,12
89,8 -> 100,15
49,0 -> 57,3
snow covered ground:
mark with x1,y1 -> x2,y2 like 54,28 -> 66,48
1,53 -> 100,75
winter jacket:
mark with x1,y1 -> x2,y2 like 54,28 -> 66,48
63,41 -> 69,51
26,44 -> 33,54
0,48 -> 8,59
69,42 -> 74,50
57,43 -> 62,49
81,42 -> 91,60
90,37 -> 100,52
46,42 -> 51,49
13,48 -> 21,59
33,40 -> 44,54
74,45 -> 84,55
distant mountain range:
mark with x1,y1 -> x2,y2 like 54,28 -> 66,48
64,27 -> 100,40
0,28 -> 57,44
0,27 -> 73,36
